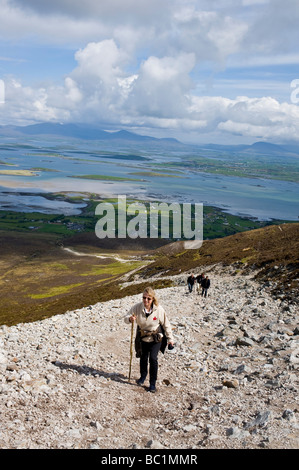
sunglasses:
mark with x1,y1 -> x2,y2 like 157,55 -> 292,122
143,296 -> 152,301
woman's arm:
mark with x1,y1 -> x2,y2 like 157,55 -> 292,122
159,307 -> 174,345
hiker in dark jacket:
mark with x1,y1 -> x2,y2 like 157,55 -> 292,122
187,274 -> 195,293
201,276 -> 210,297
195,273 -> 205,294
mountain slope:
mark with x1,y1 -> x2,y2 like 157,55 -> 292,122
125,223 -> 299,303
0,223 -> 297,327
31,222 -> 299,311
0,268 -> 298,449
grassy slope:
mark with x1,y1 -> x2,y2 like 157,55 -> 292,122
130,223 -> 299,302
0,231 -> 150,326
0,222 -> 298,326
135,223 -> 298,274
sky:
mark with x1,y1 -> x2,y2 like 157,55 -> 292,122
0,0 -> 299,145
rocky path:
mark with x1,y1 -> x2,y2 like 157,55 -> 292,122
0,268 -> 298,449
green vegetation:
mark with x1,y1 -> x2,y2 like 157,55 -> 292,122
0,220 -> 297,327
30,167 -> 59,172
0,192 -> 289,240
0,225 -> 151,325
0,160 -> 15,166
29,282 -> 85,299
83,260 -> 145,277
155,153 -> 299,183
0,211 -> 87,236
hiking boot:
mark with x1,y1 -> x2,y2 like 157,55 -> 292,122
136,377 -> 145,386
148,384 -> 156,393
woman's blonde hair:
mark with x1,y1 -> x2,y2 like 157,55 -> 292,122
143,286 -> 159,306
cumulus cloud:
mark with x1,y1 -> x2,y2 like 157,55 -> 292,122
171,7 -> 248,63
1,0 -> 299,143
127,54 -> 196,119
1,0 -> 250,65
2,41 -> 299,144
3,78 -> 70,123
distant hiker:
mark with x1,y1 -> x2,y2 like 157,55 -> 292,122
195,273 -> 205,294
187,274 -> 195,293
201,276 -> 210,298
124,287 -> 174,393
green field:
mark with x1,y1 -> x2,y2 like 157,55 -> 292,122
0,192 -> 290,241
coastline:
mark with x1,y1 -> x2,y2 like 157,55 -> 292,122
0,170 -> 298,221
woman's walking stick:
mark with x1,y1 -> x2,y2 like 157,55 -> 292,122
128,318 -> 134,382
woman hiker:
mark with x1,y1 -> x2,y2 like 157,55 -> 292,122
124,287 -> 174,393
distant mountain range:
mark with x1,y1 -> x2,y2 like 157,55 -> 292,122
0,122 -> 179,144
199,141 -> 299,156
0,122 -> 299,155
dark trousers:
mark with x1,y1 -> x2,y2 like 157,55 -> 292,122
201,288 -> 209,297
140,340 -> 161,385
